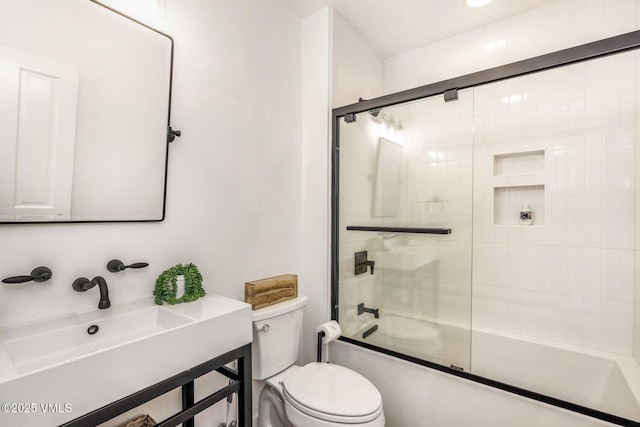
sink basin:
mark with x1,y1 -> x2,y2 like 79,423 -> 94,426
0,294 -> 252,427
4,306 -> 193,374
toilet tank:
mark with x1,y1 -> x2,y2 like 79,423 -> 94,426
252,295 -> 308,380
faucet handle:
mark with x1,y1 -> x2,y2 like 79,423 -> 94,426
72,277 -> 94,292
2,266 -> 52,284
107,259 -> 149,272
354,251 -> 375,275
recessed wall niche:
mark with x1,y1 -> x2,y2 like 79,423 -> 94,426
494,185 -> 545,226
492,150 -> 545,226
493,150 -> 545,176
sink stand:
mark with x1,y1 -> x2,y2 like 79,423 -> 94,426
60,343 -> 252,427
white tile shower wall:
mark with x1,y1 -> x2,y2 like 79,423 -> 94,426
381,0 -> 640,356
472,52 -> 636,355
338,91 -> 475,329
393,92 -> 474,325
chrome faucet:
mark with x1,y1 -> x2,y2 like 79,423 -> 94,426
72,276 -> 111,309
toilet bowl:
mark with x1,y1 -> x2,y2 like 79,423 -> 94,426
282,362 -> 384,427
252,296 -> 385,427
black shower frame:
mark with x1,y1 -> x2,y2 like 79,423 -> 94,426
331,29 -> 640,427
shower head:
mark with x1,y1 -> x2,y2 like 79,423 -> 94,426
368,109 -> 381,117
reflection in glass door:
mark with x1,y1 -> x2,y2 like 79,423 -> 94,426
336,89 -> 474,370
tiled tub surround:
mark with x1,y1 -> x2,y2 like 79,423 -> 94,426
381,0 -> 640,366
343,314 -> 640,421
332,0 -> 640,425
472,50 -> 637,356
335,33 -> 640,427
332,339 -> 636,427
338,90 -> 474,340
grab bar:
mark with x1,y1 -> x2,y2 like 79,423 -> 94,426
346,226 -> 451,234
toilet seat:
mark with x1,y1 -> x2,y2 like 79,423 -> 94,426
281,363 -> 383,424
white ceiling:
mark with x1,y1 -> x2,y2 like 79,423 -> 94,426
277,0 -> 560,58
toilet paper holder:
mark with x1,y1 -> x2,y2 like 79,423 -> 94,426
317,331 -> 325,362
316,321 -> 342,362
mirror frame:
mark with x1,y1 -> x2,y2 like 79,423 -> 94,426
0,0 -> 176,225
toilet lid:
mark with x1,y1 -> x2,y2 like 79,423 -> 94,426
282,363 -> 382,422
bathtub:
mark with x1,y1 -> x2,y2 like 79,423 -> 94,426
358,312 -> 471,371
354,312 -> 640,422
362,313 -> 442,357
472,328 -> 640,421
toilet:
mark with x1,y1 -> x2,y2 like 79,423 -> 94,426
252,295 -> 385,427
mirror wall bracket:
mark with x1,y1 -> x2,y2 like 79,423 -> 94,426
168,126 -> 182,143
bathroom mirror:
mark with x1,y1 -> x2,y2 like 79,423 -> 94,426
0,0 -> 173,223
372,137 -> 403,217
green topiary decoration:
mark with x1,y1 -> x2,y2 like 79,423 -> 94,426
153,263 -> 205,305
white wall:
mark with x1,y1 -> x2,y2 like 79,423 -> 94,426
331,11 -> 384,108
299,7 -> 331,365
384,0 -> 640,94
634,16 -> 640,365
636,49 -> 640,363
0,0 -> 301,424
0,0 -> 302,326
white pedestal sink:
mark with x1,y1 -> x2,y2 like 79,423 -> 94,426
0,294 -> 252,427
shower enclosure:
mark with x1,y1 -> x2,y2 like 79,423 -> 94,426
332,32 -> 640,426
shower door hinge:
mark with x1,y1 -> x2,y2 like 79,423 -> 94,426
444,88 -> 459,102
344,113 -> 356,123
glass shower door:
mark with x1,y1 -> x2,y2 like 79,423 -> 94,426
336,89 -> 474,370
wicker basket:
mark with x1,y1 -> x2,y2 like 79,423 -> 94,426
119,414 -> 157,427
